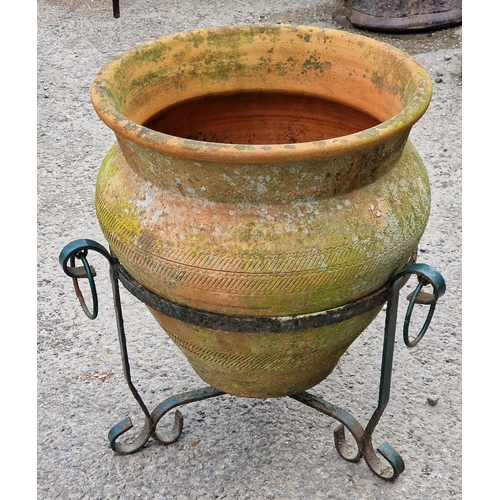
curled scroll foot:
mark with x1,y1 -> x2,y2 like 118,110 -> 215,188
290,393 -> 405,480
151,388 -> 224,446
333,424 -> 362,463
108,387 -> 224,455
108,417 -> 154,455
290,392 -> 364,463
153,409 -> 184,446
361,439 -> 405,480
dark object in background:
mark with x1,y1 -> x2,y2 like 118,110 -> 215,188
346,0 -> 462,32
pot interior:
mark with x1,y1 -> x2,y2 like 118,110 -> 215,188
143,90 -> 380,144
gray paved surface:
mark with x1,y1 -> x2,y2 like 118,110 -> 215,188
37,1 -> 462,498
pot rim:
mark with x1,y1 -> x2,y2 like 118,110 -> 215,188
91,24 -> 433,163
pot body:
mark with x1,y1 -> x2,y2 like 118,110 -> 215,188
92,25 -> 432,397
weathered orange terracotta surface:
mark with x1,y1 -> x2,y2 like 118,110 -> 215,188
91,25 -> 433,397
148,306 -> 382,398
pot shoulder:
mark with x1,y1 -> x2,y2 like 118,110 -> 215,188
95,140 -> 430,316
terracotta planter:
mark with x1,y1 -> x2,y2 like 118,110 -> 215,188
91,25 -> 432,397
346,0 -> 462,32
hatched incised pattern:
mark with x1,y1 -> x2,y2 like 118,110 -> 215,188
96,195 -> 410,297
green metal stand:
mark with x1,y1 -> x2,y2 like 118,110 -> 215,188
60,239 -> 445,480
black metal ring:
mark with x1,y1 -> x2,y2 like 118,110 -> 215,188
59,239 -> 113,277
115,263 -> 392,334
71,252 -> 99,319
392,263 -> 446,348
59,239 -> 115,320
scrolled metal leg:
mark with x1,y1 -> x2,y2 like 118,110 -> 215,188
109,386 -> 225,453
59,240 -> 224,455
108,259 -> 225,452
60,240 -> 156,454
360,263 -> 446,480
112,0 -> 120,18
291,263 -> 446,480
107,263 -> 158,454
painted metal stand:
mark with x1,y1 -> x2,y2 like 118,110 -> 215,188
59,239 -> 445,480
112,0 -> 119,18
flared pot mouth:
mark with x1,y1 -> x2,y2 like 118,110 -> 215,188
91,24 -> 432,163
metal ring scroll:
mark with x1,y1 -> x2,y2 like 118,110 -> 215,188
397,264 -> 446,347
59,239 -> 114,319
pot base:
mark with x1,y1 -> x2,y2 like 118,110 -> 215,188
149,306 -> 381,398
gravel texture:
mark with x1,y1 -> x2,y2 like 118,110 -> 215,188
37,1 -> 462,498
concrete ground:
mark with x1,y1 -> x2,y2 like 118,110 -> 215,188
37,1 -> 462,498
